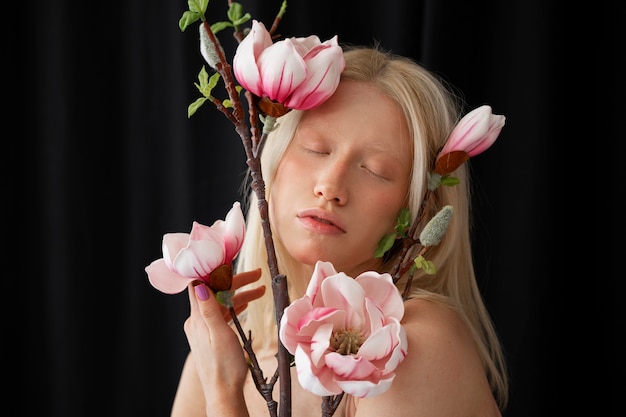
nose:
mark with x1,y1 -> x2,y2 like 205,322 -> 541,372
313,160 -> 348,205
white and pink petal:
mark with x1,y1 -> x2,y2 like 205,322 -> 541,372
294,345 -> 341,396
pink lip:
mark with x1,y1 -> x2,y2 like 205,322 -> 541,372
296,208 -> 347,234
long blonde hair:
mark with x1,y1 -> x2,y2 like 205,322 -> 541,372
236,46 -> 508,409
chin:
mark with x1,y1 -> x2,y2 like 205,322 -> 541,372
289,247 -> 339,267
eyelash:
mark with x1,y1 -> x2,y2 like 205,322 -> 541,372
303,147 -> 389,181
363,166 -> 388,181
304,148 -> 327,155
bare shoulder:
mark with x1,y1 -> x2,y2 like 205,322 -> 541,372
401,297 -> 478,358
351,298 -> 501,417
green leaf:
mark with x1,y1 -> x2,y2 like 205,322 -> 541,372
413,255 -> 437,275
179,11 -> 201,31
373,208 -> 412,258
422,260 -> 437,275
188,97 -> 207,117
197,65 -> 209,86
278,0 -> 288,18
188,0 -> 208,14
207,71 -> 220,88
210,21 -> 233,34
395,208 -> 411,236
215,290 -> 233,308
227,3 -> 251,28
194,67 -> 221,98
440,175 -> 460,187
231,13 -> 251,27
374,232 -> 397,258
227,2 -> 244,22
194,65 -> 211,92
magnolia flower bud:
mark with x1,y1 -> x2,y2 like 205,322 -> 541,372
434,105 -> 505,175
145,202 -> 246,294
233,20 -> 345,112
419,205 -> 454,247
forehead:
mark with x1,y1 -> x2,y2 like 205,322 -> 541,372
297,80 -> 412,159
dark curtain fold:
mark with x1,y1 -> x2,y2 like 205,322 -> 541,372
16,0 -> 568,416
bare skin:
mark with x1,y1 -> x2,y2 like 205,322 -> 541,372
170,81 -> 501,417
172,269 -> 265,417
173,295 -> 500,417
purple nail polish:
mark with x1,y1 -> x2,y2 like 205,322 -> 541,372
194,284 -> 210,301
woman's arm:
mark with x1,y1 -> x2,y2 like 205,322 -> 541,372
171,352 -> 210,417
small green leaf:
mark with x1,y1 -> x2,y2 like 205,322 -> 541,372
207,71 -> 221,89
374,232 -> 397,258
413,255 -> 437,275
215,290 -> 233,308
188,0 -> 208,14
278,0 -> 288,18
226,3 -> 251,28
210,21 -> 233,34
231,13 -> 251,27
374,208 -> 412,258
227,2 -> 244,22
179,11 -> 201,31
422,260 -> 437,275
188,97 -> 207,117
202,72 -> 220,97
395,208 -> 411,236
197,66 -> 209,87
440,175 -> 460,187
194,67 -> 221,98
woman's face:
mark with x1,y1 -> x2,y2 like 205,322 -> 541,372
269,80 -> 413,277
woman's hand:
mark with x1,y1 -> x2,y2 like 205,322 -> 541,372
182,268 -> 264,416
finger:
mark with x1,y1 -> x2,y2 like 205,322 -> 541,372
233,286 -> 266,308
226,286 -> 267,319
192,282 -> 228,325
230,268 -> 262,290
187,281 -> 200,314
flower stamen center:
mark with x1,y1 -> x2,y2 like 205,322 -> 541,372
331,328 -> 365,355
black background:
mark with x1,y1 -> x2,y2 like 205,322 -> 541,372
11,0 -> 609,416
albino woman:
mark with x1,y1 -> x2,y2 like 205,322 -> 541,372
169,46 -> 509,417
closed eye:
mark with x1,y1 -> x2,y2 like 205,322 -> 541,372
362,165 -> 389,181
303,147 -> 329,155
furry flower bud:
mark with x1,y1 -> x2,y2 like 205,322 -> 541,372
419,205 -> 454,247
199,24 -> 221,69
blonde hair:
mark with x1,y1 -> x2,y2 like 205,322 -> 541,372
236,46 -> 508,410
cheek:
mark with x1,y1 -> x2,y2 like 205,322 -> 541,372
269,157 -> 305,221
272,159 -> 299,200
364,189 -> 409,233
273,149 -> 314,197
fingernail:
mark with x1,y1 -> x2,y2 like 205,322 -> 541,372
194,284 -> 210,301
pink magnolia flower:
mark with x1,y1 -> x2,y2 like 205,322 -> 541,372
434,105 -> 505,175
279,261 -> 408,399
233,20 -> 345,112
145,202 -> 245,294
